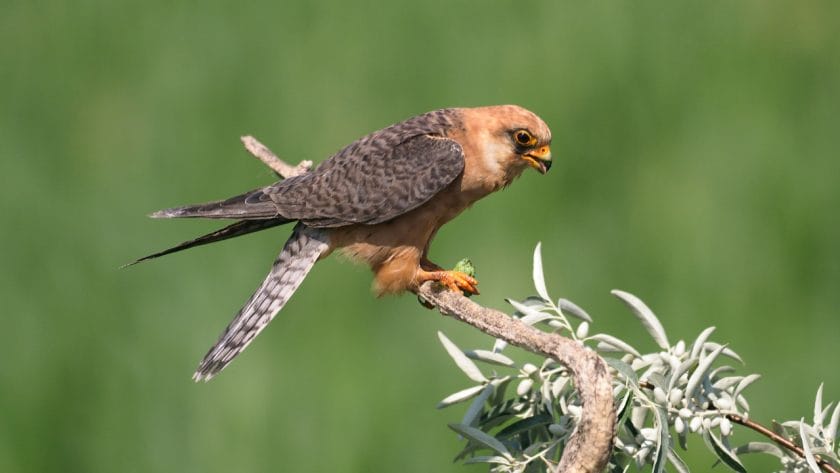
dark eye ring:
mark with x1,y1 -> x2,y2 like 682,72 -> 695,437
514,130 -> 533,146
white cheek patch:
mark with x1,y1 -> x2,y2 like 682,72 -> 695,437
478,131 -> 509,175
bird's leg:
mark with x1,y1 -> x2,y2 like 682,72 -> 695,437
416,268 -> 480,296
420,257 -> 444,272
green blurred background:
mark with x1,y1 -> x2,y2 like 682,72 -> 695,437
2,1 -> 838,471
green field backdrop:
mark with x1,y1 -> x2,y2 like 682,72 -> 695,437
2,1 -> 838,472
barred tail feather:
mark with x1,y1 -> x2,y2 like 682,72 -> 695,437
151,188 -> 279,220
192,224 -> 329,381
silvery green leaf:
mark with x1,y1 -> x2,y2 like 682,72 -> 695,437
466,349 -> 516,368
591,334 -> 642,358
532,242 -> 550,301
703,342 -> 744,364
713,376 -> 744,391
667,448 -> 691,473
799,421 -> 821,473
827,400 -> 840,443
736,394 -> 750,412
497,414 -> 553,439
669,358 -> 698,392
733,441 -> 785,459
448,423 -> 512,459
814,383 -> 825,425
438,332 -> 486,383
604,357 -> 640,388
462,384 -> 494,426
685,344 -> 727,402
557,298 -> 593,323
709,365 -> 735,379
733,374 -> 761,401
690,326 -> 716,360
652,407 -> 670,473
463,456 -> 511,466
507,298 -> 555,326
438,385 -> 487,408
616,390 -> 634,426
611,290 -> 670,350
703,431 -> 747,473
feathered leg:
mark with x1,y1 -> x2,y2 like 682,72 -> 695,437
193,224 -> 329,381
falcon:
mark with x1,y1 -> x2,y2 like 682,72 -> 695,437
133,105 -> 552,381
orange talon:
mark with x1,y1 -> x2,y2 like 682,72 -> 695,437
418,270 -> 480,296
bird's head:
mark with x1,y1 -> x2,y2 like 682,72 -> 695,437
462,105 -> 553,177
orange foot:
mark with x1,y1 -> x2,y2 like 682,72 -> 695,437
418,270 -> 480,296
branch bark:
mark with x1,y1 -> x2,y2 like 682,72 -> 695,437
240,135 -> 616,473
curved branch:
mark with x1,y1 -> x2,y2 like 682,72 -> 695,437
417,283 -> 615,473
241,136 -> 616,473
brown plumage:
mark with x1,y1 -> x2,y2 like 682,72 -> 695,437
134,105 -> 552,380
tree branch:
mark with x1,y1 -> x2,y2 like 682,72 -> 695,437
726,414 -> 839,473
636,380 -> 839,473
240,136 -> 616,473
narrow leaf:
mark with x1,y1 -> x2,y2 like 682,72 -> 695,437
438,332 -> 486,383
704,342 -> 744,364
703,431 -> 747,473
799,421 -> 822,473
532,242 -> 550,301
557,298 -> 593,322
496,414 -> 553,439
462,384 -> 494,426
814,383 -> 825,425
448,423 -> 512,459
507,298 -> 555,326
492,338 -> 508,353
466,349 -> 516,368
690,326 -> 717,360
437,385 -> 486,408
685,344 -> 727,402
733,441 -> 785,459
668,358 -> 698,392
712,376 -> 744,391
733,374 -> 761,401
667,448 -> 691,473
604,357 -> 640,388
590,334 -> 643,358
827,400 -> 840,443
611,289 -> 670,349
463,456 -> 511,466
616,390 -> 634,426
652,406 -> 670,473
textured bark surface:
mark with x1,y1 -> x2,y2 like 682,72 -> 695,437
416,283 -> 615,473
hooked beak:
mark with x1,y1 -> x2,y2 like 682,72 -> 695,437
523,145 -> 552,174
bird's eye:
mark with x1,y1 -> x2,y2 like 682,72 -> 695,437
513,130 -> 534,146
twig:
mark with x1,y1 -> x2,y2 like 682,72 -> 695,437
726,414 -> 839,473
636,380 -> 838,473
241,135 -> 616,473
240,135 -> 312,178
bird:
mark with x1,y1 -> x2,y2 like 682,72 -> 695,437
132,105 -> 552,381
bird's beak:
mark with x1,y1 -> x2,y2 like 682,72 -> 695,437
523,145 -> 552,174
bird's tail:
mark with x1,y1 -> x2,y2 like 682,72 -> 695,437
149,187 -> 280,220
123,218 -> 290,267
192,224 -> 329,381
